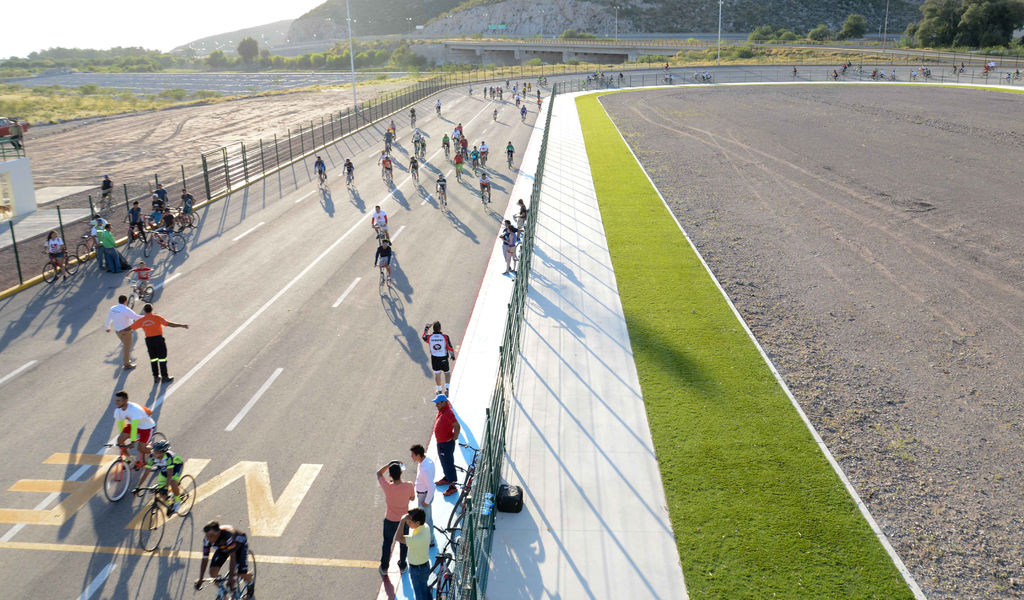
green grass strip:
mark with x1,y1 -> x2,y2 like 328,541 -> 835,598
576,93 -> 916,600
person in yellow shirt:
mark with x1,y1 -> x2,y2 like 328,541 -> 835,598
394,508 -> 431,599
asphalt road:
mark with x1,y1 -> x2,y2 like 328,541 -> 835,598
0,83 -> 539,599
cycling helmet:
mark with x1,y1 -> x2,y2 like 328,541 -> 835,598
151,440 -> 171,452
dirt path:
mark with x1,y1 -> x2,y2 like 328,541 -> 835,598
603,85 -> 1024,600
24,81 -> 409,188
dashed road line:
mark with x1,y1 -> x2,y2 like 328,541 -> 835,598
332,278 -> 362,308
76,562 -> 116,600
0,360 -> 37,387
232,222 -> 264,242
226,368 -> 284,431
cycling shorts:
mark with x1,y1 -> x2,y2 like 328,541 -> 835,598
455,163 -> 464,172
49,252 -> 64,259
431,355 -> 451,374
121,426 -> 153,446
211,538 -> 249,573
377,255 -> 392,267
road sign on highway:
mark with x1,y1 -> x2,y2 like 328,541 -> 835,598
488,24 -> 507,30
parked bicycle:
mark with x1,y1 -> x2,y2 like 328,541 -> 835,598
173,208 -> 196,233
76,233 -> 97,263
136,471 -> 197,551
102,434 -> 167,502
143,228 -> 186,258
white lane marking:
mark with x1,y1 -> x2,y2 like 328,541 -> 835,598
389,225 -> 407,241
332,278 -> 362,308
154,273 -> 181,290
295,190 -> 316,203
226,368 -> 284,431
76,562 -> 116,600
232,222 -> 265,242
0,360 -> 37,387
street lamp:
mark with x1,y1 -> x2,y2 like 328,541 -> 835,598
346,0 -> 357,110
614,6 -> 620,41
882,0 -> 890,53
717,0 -> 723,65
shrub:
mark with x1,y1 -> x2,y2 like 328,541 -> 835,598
559,29 -> 598,39
637,54 -> 670,63
749,25 -> 776,42
78,84 -> 99,95
733,46 -> 755,58
808,24 -> 834,41
566,59 -> 582,65
193,90 -> 221,99
525,58 -> 543,66
159,88 -> 188,100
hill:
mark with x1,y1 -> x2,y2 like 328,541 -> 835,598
173,20 -> 294,56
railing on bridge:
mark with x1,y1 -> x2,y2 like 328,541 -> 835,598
0,138 -> 26,161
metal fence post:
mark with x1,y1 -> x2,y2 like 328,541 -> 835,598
9,221 -> 23,285
287,129 -> 294,163
201,154 -> 212,200
222,147 -> 231,191
259,139 -> 266,175
241,142 -> 250,182
56,205 -> 66,245
299,124 -> 306,156
88,196 -> 96,219
310,120 -> 316,149
154,173 -> 160,188
274,133 -> 281,169
180,165 -> 186,188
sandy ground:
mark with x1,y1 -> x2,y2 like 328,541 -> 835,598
25,81 -> 408,188
602,85 -> 1024,600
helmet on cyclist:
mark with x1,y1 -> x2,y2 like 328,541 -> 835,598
151,440 -> 171,453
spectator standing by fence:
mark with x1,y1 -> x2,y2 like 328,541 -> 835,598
410,444 -> 436,548
433,394 -> 460,497
130,304 -> 188,384
393,508 -> 431,600
105,295 -> 141,370
97,224 -> 119,273
376,461 -> 414,577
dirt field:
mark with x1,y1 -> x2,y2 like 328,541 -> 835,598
602,85 -> 1024,600
25,81 -> 408,188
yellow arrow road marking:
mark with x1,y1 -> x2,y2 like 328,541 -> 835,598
0,540 -> 377,568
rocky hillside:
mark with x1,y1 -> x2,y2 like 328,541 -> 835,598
287,0 -> 924,42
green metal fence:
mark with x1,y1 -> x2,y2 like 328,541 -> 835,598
446,82 -> 558,600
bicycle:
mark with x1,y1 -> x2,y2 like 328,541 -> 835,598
126,275 -> 155,309
143,229 -> 186,257
76,233 -> 97,263
507,152 -> 514,169
378,262 -> 390,290
383,167 -> 394,186
317,169 -> 327,187
436,186 -> 447,209
196,552 -> 257,600
442,142 -> 450,159
411,167 -> 419,184
173,208 -> 196,233
102,433 -> 167,502
429,532 -> 459,599
480,151 -> 488,167
136,471 -> 197,552
446,443 -> 480,532
42,250 -> 79,283
480,184 -> 491,205
346,169 -> 354,186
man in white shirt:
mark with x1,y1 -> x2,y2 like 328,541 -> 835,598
113,390 -> 157,467
105,295 -> 142,369
409,444 -> 436,548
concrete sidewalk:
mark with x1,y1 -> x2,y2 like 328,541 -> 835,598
488,93 -> 687,598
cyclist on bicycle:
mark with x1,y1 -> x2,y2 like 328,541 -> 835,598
196,521 -> 254,597
314,155 -> 327,182
506,141 -> 515,164
409,155 -> 419,181
459,136 -> 469,158
44,231 -> 67,276
379,153 -> 393,181
520,105 -> 527,121
371,206 -> 389,239
128,201 -> 147,242
383,129 -> 393,152
493,108 -> 498,121
374,238 -> 393,282
152,184 -> 169,207
343,158 -> 354,183
479,141 -> 489,165
436,173 -> 447,197
442,133 -> 450,155
470,146 -> 480,170
180,188 -> 195,215
435,99 -> 441,114
454,151 -> 464,179
134,439 -> 185,515
479,172 -> 491,202
113,390 -> 156,469
410,107 -> 416,126
129,260 -> 153,291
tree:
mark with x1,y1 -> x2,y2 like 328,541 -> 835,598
237,37 -> 259,64
807,24 -> 834,41
839,14 -> 868,39
205,49 -> 228,69
748,25 -> 777,42
910,0 -> 1024,47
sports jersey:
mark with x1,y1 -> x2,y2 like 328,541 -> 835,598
436,178 -> 447,190
480,144 -> 489,153
371,211 -> 387,227
382,158 -> 392,169
131,266 -> 153,281
454,154 -> 463,165
146,451 -> 183,476
113,401 -> 156,439
202,528 -> 247,557
314,160 -> 325,172
422,332 -> 455,358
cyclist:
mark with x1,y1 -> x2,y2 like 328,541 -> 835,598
441,133 -> 451,156
314,155 -> 327,184
479,141 -> 489,166
128,201 -> 147,243
479,172 -> 491,203
101,174 -> 113,205
470,146 -> 480,171
454,151 -> 465,180
129,259 -> 153,292
134,439 -> 185,515
152,184 -> 169,207
520,105 -> 527,121
409,155 -> 420,182
383,129 -> 393,153
370,205 -> 388,240
506,141 -> 515,166
180,188 -> 195,215
379,153 -> 393,181
196,521 -> 254,598
515,93 -> 521,107
112,390 -> 156,469
44,231 -> 67,277
435,99 -> 441,115
421,321 -> 456,395
374,238 -> 393,282
409,107 -> 416,127
493,108 -> 498,121
343,158 -> 355,184
388,119 -> 397,136
435,173 -> 447,202
459,135 -> 469,158
468,85 -> 473,95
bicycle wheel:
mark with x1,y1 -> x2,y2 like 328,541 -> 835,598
379,268 -> 386,291
139,504 -> 165,551
186,213 -> 197,229
76,243 -> 92,263
169,234 -> 185,254
103,459 -> 132,502
127,293 -> 136,310
175,474 -> 197,517
42,262 -> 57,284
140,285 -> 155,302
64,255 -> 80,275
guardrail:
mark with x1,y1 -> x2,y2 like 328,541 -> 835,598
0,137 -> 26,160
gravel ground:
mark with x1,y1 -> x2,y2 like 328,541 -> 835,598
601,84 -> 1024,600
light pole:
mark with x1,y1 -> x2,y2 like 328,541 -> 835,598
882,0 -> 890,53
614,6 -> 620,41
717,0 -> 723,66
346,0 -> 357,111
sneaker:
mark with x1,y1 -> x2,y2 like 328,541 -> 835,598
378,566 -> 387,577
123,363 -> 136,370
162,376 -> 174,383
398,562 -> 408,574
435,478 -> 451,487
243,584 -> 255,599
443,485 -> 458,497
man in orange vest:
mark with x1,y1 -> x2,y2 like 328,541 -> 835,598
130,304 -> 189,384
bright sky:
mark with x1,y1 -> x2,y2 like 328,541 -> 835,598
2,0 -> 326,58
